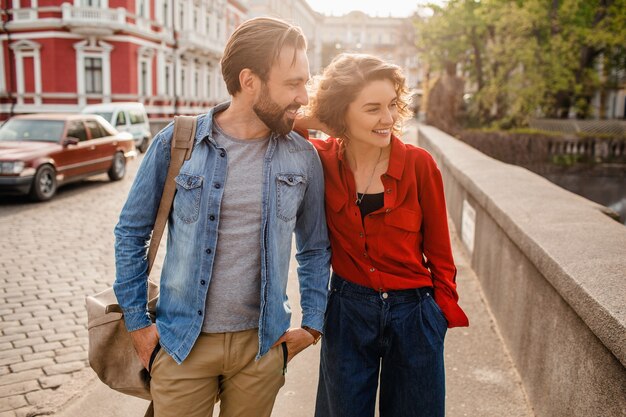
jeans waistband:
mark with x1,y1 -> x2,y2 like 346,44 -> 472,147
330,273 -> 433,303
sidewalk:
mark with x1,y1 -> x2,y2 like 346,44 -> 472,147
53,223 -> 534,417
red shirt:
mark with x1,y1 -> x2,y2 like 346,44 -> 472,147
310,135 -> 469,328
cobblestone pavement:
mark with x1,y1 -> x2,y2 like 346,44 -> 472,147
0,155 -> 153,417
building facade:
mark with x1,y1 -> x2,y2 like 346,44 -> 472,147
1,1 -> 426,121
0,0 -> 240,121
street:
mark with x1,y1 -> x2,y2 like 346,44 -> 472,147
0,134 -> 533,416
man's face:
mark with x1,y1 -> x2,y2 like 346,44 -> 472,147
253,46 -> 310,135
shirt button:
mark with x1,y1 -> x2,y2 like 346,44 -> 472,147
205,248 -> 212,254
197,310 -> 202,316
385,208 -> 391,213
214,183 -> 221,189
220,152 -> 226,157
386,189 -> 392,193
209,215 -> 215,221
359,233 -> 364,238
363,252 -> 368,257
200,280 -> 206,285
369,267 -> 376,272
382,292 -> 389,299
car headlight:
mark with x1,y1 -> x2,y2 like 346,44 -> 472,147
0,161 -> 25,175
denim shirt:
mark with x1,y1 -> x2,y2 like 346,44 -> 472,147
114,102 -> 331,364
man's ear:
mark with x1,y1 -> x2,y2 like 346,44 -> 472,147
239,69 -> 259,96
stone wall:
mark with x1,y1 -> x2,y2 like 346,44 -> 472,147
417,124 -> 626,417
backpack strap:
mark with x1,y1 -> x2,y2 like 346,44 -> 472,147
146,115 -> 198,274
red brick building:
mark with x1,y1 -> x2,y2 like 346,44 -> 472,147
0,0 -> 247,121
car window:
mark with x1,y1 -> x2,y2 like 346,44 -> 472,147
84,119 -> 108,139
115,111 -> 127,127
66,121 -> 88,142
0,119 -> 65,142
129,110 -> 146,125
89,111 -> 113,123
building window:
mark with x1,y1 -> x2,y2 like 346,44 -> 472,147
162,0 -> 169,26
85,57 -> 103,94
181,68 -> 186,97
206,71 -> 211,99
179,6 -> 184,30
165,65 -> 171,95
140,61 -> 148,96
194,69 -> 199,96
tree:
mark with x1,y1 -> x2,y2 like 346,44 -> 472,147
415,0 -> 626,127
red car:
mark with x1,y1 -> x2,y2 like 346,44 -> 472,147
0,114 -> 136,201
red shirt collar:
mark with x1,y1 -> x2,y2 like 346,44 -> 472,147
336,135 -> 406,181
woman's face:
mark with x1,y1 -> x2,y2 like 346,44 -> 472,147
343,78 -> 398,148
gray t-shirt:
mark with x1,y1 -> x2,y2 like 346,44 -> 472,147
201,120 -> 269,333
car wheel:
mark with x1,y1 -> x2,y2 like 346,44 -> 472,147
30,165 -> 57,202
138,136 -> 150,153
108,152 -> 126,181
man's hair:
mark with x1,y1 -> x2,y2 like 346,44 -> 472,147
221,17 -> 307,96
307,53 -> 411,137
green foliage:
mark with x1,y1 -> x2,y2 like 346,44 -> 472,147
415,0 -> 626,127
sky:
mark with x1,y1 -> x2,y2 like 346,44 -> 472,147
307,0 -> 426,17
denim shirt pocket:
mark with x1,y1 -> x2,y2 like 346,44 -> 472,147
276,173 -> 307,222
173,173 -> 203,223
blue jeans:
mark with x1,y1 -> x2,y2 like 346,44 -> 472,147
315,274 -> 447,417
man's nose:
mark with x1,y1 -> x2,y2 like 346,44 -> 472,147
295,85 -> 309,106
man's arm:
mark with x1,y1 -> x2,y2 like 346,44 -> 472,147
113,125 -> 173,366
272,144 -> 331,361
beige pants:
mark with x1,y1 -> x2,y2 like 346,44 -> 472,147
150,329 -> 286,417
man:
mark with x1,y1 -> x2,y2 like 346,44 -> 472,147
113,17 -> 330,417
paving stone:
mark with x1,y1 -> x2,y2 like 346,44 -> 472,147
0,381 -> 40,399
54,352 -> 86,364
1,325 -> 39,336
38,374 -> 71,390
42,361 -> 84,376
9,358 -> 55,373
19,317 -> 51,326
0,396 -> 27,413
32,342 -> 62,353
0,335 -> 25,345
0,370 -> 43,387
12,337 -> 45,349
24,389 -> 52,406
21,351 -> 54,362
54,346 -> 83,356
0,348 -> 31,360
43,333 -> 75,344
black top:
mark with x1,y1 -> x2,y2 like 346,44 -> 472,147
357,192 -> 384,221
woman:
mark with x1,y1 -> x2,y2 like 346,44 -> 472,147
296,53 -> 469,417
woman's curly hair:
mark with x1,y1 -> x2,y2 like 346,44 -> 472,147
307,53 -> 412,137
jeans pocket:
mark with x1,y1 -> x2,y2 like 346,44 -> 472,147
173,173 -> 203,223
276,173 -> 306,222
148,343 -> 162,375
280,342 -> 288,375
428,297 -> 448,335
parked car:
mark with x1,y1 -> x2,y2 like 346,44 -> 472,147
0,114 -> 136,201
81,102 -> 152,153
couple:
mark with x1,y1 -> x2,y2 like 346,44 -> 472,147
114,17 -> 468,417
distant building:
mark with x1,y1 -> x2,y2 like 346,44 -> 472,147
246,0 -> 322,74
0,0 -> 240,121
0,1 -> 427,122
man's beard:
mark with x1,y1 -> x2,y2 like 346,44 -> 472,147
253,84 -> 299,135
